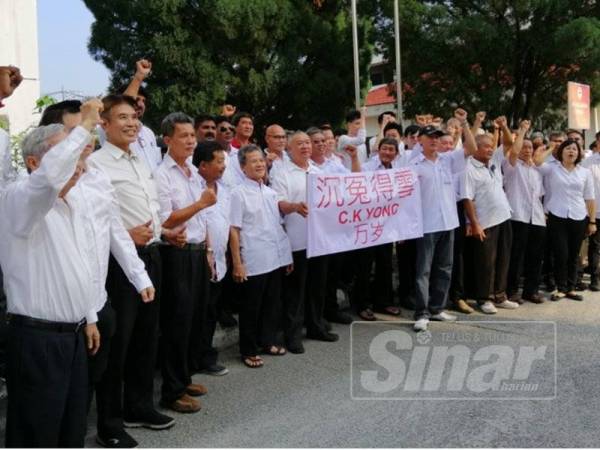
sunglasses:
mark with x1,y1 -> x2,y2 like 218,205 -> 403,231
219,126 -> 235,133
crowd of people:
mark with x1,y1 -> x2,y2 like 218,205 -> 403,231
0,59 -> 599,448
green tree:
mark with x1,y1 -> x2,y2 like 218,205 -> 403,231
375,0 -> 600,129
83,0 -> 376,133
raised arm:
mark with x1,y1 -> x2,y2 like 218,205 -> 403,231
455,108 -> 477,157
123,59 -> 152,99
508,120 -> 530,166
471,111 -> 486,136
495,116 -> 514,156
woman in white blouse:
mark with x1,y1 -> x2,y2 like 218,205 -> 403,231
537,139 -> 596,300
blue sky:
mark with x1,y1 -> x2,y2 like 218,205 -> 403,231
38,0 -> 111,97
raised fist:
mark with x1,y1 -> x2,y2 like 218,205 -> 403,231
135,59 -> 152,80
80,98 -> 104,131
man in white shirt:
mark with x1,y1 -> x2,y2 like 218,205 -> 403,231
411,113 -> 478,332
264,124 -> 289,175
0,100 -> 102,448
337,107 -> 368,169
271,131 -> 337,354
504,121 -> 547,304
154,112 -> 218,414
195,140 -> 232,374
582,136 -> 600,291
89,95 -> 181,443
463,134 -> 520,314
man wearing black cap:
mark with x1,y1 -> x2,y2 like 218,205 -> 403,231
411,109 -> 477,332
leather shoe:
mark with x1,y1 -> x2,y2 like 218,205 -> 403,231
325,311 -> 353,324
307,331 -> 339,342
96,430 -> 138,448
186,383 -> 208,396
287,342 -> 305,354
590,280 -> 600,291
165,393 -> 201,413
454,299 -> 474,314
522,293 -> 545,304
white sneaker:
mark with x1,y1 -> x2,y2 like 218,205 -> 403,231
480,301 -> 497,314
413,318 -> 429,331
431,311 -> 457,322
496,300 -> 519,309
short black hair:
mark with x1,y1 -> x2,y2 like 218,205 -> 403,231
193,140 -> 226,167
101,94 -> 137,119
383,122 -> 403,136
194,114 -> 216,129
556,138 -> 583,165
566,129 -> 584,139
117,84 -> 149,101
377,110 -> 396,124
404,124 -> 421,137
215,115 -> 231,127
378,137 -> 399,153
345,109 -> 361,123
38,100 -> 82,126
232,112 -> 254,126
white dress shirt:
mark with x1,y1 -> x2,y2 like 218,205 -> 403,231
88,142 -> 162,243
0,126 -> 97,323
412,148 -> 466,233
581,152 -> 600,219
203,179 -> 230,282
537,162 -> 595,220
270,159 -> 322,252
68,167 -> 153,319
337,128 -> 367,169
154,153 -> 208,244
230,177 -> 293,276
502,159 -> 546,226
98,124 -> 163,172
221,148 -> 246,188
362,148 -> 414,171
463,157 -> 512,229
313,156 -> 349,174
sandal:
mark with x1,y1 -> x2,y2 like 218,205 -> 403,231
566,291 -> 583,301
242,356 -> 264,368
358,309 -> 376,321
550,291 -> 566,301
378,306 -> 401,316
263,345 -> 286,356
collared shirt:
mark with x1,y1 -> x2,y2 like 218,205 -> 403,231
270,159 -> 322,252
337,128 -> 368,169
537,162 -> 595,220
463,157 -> 512,229
0,126 -> 97,323
203,180 -> 231,281
582,152 -> 600,219
154,153 -> 208,244
98,124 -> 163,172
68,167 -> 152,318
362,148 -> 414,171
222,148 -> 246,188
230,177 -> 293,276
502,159 -> 545,226
412,148 -> 466,233
88,141 -> 162,243
313,156 -> 349,174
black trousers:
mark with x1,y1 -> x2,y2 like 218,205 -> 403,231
305,255 -> 330,335
193,280 -> 220,370
351,243 -> 394,312
396,240 -> 417,309
88,301 -> 117,411
506,221 -> 546,297
547,213 -> 588,292
161,245 -> 209,403
449,202 -> 466,304
465,220 -> 512,303
324,251 -> 346,317
96,246 -> 161,437
239,268 -> 284,356
6,322 -> 88,448
588,227 -> 600,283
282,250 -> 308,346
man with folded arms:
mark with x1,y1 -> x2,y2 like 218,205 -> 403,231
155,112 -> 217,413
0,100 -> 102,447
89,95 -> 183,446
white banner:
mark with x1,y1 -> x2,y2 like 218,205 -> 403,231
306,168 -> 424,258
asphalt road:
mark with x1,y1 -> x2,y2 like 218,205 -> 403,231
80,289 -> 600,448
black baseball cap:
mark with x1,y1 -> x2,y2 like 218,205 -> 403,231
418,125 -> 445,137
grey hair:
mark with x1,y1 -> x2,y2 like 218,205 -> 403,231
21,124 -> 66,161
160,112 -> 194,137
306,126 -> 323,137
237,144 -> 263,167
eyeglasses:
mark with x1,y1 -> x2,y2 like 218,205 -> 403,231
219,126 -> 235,133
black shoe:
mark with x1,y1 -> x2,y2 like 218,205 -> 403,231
306,331 -> 339,342
124,410 -> 175,430
287,343 -> 305,354
96,431 -> 138,448
324,320 -> 332,331
575,282 -> 588,291
590,281 -> 600,291
521,293 -> 545,304
218,311 -> 238,328
325,311 -> 353,325
199,363 -> 229,376
566,292 -> 584,301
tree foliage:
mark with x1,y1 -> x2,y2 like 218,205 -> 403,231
83,0 -> 375,132
375,0 -> 600,129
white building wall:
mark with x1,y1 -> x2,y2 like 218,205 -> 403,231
0,0 -> 40,134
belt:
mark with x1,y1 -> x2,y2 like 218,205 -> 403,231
8,314 -> 86,333
136,241 -> 161,253
164,242 -> 206,251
